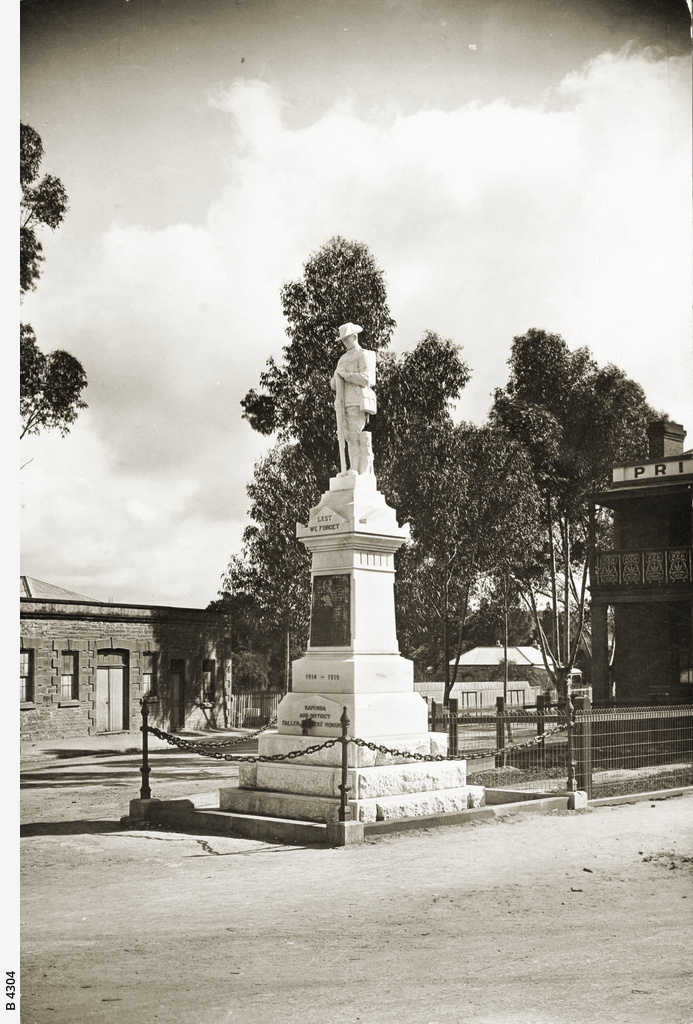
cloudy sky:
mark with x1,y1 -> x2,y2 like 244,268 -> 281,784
19,0 -> 692,609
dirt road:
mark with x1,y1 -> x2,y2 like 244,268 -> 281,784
20,749 -> 693,1024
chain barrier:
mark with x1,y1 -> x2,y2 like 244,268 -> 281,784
176,718 -> 278,748
145,720 -> 567,764
352,722 -> 568,762
145,725 -> 340,763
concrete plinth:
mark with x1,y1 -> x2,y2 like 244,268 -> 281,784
326,820 -> 365,846
128,797 -> 161,819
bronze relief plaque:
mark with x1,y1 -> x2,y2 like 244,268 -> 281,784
310,574 -> 351,647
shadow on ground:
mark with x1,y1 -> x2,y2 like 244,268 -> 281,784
24,747 -> 143,760
20,819 -> 127,837
20,763 -> 238,790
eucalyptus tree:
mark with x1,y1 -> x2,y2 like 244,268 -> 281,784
490,328 -> 661,701
393,420 -> 542,704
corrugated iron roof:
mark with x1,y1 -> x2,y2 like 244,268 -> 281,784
449,645 -> 554,668
20,576 -> 97,602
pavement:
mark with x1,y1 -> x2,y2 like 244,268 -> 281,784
19,726 -> 261,767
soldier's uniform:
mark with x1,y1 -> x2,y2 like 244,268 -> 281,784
331,329 -> 376,475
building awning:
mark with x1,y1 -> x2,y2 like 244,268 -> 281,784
589,481 -> 693,507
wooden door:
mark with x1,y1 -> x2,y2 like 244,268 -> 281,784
96,651 -> 128,732
170,660 -> 185,731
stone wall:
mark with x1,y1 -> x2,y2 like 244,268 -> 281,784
20,600 -> 231,742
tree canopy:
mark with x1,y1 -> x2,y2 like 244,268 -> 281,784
393,420 -> 542,700
21,122 -> 69,296
490,327 -> 661,695
20,124 -> 87,441
20,325 -> 88,440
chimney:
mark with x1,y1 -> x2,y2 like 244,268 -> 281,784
647,419 -> 687,459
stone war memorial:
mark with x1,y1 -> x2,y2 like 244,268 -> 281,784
219,323 -> 482,836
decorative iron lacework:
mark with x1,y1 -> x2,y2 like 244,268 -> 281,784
644,550 -> 665,583
597,554 -> 619,585
668,549 -> 690,583
596,548 -> 693,587
621,552 -> 642,584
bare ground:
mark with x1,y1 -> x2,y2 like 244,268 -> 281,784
19,750 -> 693,1024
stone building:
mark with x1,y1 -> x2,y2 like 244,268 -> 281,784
20,577 -> 231,741
589,420 -> 693,705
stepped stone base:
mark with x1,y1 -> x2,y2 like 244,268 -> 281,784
239,759 -> 468,799
219,783 -> 485,824
220,731 -> 484,824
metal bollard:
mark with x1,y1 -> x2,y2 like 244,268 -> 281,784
140,699 -> 152,800
338,706 -> 351,822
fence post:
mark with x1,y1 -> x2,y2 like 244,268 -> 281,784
140,699 -> 151,800
495,696 -> 505,768
448,698 -> 459,756
574,694 -> 592,798
431,699 -> 438,733
338,706 -> 351,822
536,694 -> 546,766
562,689 -> 577,793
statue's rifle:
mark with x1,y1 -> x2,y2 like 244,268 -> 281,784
335,372 -> 347,474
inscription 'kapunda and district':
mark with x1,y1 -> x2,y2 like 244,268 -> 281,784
280,703 -> 342,729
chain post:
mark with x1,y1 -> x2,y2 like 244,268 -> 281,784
338,706 -> 351,822
140,699 -> 152,800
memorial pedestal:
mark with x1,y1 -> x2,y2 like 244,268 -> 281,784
220,472 -> 482,824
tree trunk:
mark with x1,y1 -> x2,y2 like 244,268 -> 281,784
563,517 -> 571,677
285,628 -> 291,693
450,579 -> 473,694
442,575 -> 451,705
547,496 -> 561,664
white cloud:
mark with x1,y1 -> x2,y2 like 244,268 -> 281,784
20,413 -> 241,606
21,48 -> 691,604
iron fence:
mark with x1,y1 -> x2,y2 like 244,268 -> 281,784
428,698 -> 569,794
230,691 -> 283,729
428,698 -> 693,797
575,705 -> 693,799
